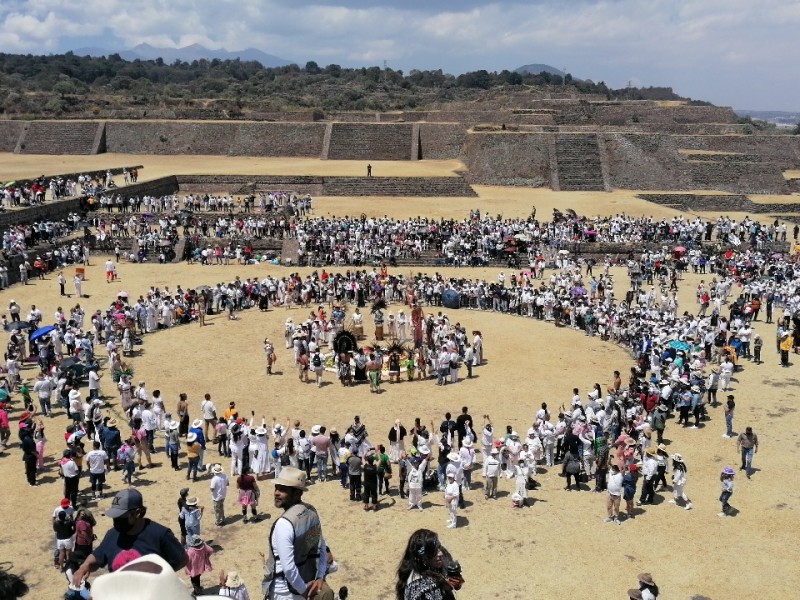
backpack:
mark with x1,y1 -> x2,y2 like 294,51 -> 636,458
116,445 -> 128,464
312,354 -> 322,368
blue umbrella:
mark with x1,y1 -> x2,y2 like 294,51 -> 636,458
667,340 -> 691,352
29,325 -> 57,342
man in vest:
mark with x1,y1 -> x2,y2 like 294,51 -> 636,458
264,467 -> 331,600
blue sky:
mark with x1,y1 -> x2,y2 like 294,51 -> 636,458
1,0 -> 798,111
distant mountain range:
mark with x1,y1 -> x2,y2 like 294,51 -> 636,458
514,63 -> 565,77
734,109 -> 800,128
71,43 -> 292,67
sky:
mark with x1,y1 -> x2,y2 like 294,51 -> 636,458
0,0 -> 798,111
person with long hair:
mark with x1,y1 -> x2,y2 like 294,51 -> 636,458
396,529 -> 450,600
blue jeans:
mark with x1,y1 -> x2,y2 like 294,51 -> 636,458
188,457 -> 200,478
725,413 -> 733,436
741,447 -> 754,473
437,463 -> 447,489
339,463 -> 348,488
316,454 -> 327,480
437,368 -> 448,385
39,397 -> 52,415
719,490 -> 732,509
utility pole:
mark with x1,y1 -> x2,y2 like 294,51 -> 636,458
384,60 -> 388,83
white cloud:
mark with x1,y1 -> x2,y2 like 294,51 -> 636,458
0,0 -> 797,109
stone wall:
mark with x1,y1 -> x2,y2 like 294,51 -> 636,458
670,135 -> 800,170
105,122 -> 327,156
602,133 -> 790,194
418,123 -> 466,159
462,132 -> 552,186
0,120 -> 25,152
556,103 -> 738,126
637,193 -> 800,217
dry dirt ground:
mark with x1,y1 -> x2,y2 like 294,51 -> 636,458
1,154 -> 799,599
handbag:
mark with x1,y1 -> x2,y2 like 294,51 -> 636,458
578,472 -> 589,483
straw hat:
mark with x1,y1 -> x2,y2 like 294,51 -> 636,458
187,432 -> 198,443
191,419 -> 203,429
255,427 -> 267,436
638,573 -> 655,586
90,554 -> 194,600
311,425 -> 321,435
168,421 -> 179,431
645,447 -> 657,456
224,571 -> 243,588
447,451 -> 460,462
625,438 -> 637,447
185,497 -> 198,507
671,453 -> 683,462
273,466 -> 309,491
461,439 -> 473,448
210,464 -> 224,474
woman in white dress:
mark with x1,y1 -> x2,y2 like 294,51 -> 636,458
122,327 -> 133,356
388,420 -> 406,463
252,424 -> 271,477
146,303 -> 158,332
152,390 -> 166,430
229,424 -> 246,477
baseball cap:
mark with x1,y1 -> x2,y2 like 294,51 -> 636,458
106,489 -> 144,518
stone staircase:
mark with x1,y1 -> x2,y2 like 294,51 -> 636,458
326,123 -> 414,160
322,176 -> 477,197
18,121 -> 104,155
555,133 -> 605,191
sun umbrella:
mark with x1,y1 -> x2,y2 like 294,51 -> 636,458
29,325 -> 57,342
558,249 -> 570,255
771,253 -> 783,259
4,181 -> 15,188
504,247 -> 517,253
4,321 -> 31,332
668,340 -> 691,352
117,290 -> 129,298
195,285 -> 211,292
674,246 -> 686,253
514,233 -> 531,242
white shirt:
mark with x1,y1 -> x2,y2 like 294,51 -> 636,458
86,449 -> 108,474
210,473 -> 229,501
201,399 -> 217,420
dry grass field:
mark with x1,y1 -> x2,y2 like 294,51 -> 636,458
1,153 -> 799,599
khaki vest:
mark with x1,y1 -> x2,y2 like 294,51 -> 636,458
264,502 -> 322,593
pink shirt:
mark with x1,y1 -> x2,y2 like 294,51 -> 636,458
185,543 -> 213,577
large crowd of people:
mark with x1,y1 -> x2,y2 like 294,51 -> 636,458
0,195 -> 798,599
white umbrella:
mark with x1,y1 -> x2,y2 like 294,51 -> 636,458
558,249 -> 570,255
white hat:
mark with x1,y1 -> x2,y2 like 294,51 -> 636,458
210,464 -> 224,474
311,425 -> 321,435
490,447 -> 500,455
255,427 -> 267,436
191,419 -> 203,429
273,466 -> 309,491
187,432 -> 198,443
90,554 -> 194,600
461,439 -> 473,448
446,471 -> 455,479
417,444 -> 430,454
168,421 -> 179,431
447,451 -> 460,462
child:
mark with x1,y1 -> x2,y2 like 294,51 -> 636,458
185,537 -> 214,596
218,569 -> 250,599
719,466 -> 735,517
403,353 -> 415,381
669,453 -> 692,510
180,497 -> 203,541
54,510 -> 76,570
118,438 -> 136,484
622,464 -> 639,519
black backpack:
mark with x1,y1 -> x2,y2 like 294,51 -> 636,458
312,354 -> 322,368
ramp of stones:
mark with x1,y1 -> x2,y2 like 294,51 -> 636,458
555,133 -> 605,191
18,121 -> 103,155
326,123 -> 414,160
